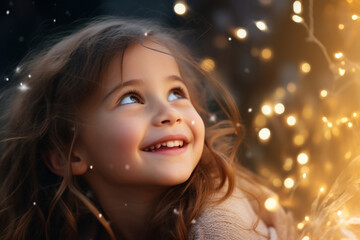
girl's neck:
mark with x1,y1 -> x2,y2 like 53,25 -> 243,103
91,183 -> 168,240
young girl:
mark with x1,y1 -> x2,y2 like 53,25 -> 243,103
0,17 -> 295,240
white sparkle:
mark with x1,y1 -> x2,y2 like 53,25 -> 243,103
89,165 -> 93,169
236,122 -> 241,127
191,219 -> 196,224
173,208 -> 179,215
6,10 -> 10,15
248,108 -> 253,112
209,114 -> 216,122
5,77 -> 9,81
98,213 -> 102,218
228,37 -> 232,41
124,203 -> 128,207
19,82 -> 29,91
28,74 -> 31,78
33,201 -> 36,206
125,164 -> 130,170
53,19 -> 56,23
144,32 -> 148,37
15,66 -> 21,73
191,120 -> 195,125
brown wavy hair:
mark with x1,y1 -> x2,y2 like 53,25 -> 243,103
0,17 -> 261,239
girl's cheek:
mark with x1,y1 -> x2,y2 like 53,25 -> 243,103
91,117 -> 142,169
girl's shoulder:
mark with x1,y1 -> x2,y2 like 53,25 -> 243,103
189,187 -> 294,240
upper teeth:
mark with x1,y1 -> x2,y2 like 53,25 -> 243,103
144,140 -> 184,151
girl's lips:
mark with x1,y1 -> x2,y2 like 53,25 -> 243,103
143,143 -> 188,155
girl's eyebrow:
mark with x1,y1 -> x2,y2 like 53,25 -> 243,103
103,75 -> 184,102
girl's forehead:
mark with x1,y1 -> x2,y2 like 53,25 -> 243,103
103,41 -> 180,88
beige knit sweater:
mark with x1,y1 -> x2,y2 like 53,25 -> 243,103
189,187 -> 296,240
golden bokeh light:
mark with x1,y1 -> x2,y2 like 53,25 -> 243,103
200,58 -> 215,72
235,28 -> 248,39
287,82 -> 297,93
334,52 -> 343,59
261,104 -> 272,115
286,115 -> 297,126
283,157 -> 294,171
293,134 -> 305,146
292,15 -> 303,23
264,197 -> 278,211
284,177 -> 295,189
258,128 -> 271,142
339,68 -> 346,76
320,89 -> 328,98
293,1 -> 302,14
300,62 -> 311,73
260,48 -> 273,60
173,2 -> 187,15
297,222 -> 305,230
297,152 -> 309,165
274,103 -> 285,114
255,21 -> 268,31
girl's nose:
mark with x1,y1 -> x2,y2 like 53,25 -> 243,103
152,104 -> 183,126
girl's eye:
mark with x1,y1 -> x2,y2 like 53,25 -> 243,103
168,88 -> 187,102
118,91 -> 143,105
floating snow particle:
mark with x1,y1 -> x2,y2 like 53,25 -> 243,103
209,114 -> 216,122
33,201 -> 36,206
124,203 -> 128,207
15,66 -> 21,73
53,19 -> 56,23
228,37 -> 232,41
5,77 -> 9,81
236,122 -> 241,127
18,82 -> 29,91
125,164 -> 130,170
98,213 -> 102,218
191,120 -> 195,125
191,219 -> 196,224
6,10 -> 10,15
173,208 -> 179,215
89,165 -> 93,170
248,108 -> 253,113
28,74 -> 31,78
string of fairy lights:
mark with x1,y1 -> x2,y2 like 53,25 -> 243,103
174,0 -> 360,238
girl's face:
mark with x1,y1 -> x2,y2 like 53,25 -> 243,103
77,41 -> 205,190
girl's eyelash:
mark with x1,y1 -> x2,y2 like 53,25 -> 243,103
117,89 -> 143,104
117,86 -> 188,105
171,86 -> 188,98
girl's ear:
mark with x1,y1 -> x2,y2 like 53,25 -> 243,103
43,150 -> 89,176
